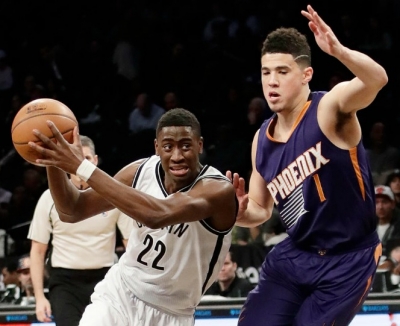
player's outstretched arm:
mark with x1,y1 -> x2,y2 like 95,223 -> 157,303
301,4 -> 388,113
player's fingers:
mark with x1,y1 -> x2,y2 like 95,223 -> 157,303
300,10 -> 312,20
46,120 -> 69,145
28,142 -> 57,166
28,140 -> 49,156
311,10 -> 331,34
309,22 -> 319,35
307,5 -> 315,15
72,126 -> 80,146
35,158 -> 56,166
238,177 -> 246,191
233,173 -> 240,188
226,170 -> 232,181
32,129 -> 58,151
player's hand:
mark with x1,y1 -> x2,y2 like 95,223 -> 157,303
301,5 -> 343,58
226,171 -> 249,217
29,121 -> 84,174
35,296 -> 53,323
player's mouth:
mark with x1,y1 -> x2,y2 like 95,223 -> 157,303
170,166 -> 189,177
268,91 -> 280,103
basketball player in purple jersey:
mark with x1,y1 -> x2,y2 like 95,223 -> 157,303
227,5 -> 388,326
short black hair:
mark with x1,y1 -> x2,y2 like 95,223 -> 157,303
156,108 -> 201,138
228,250 -> 237,264
3,258 -> 18,273
261,27 -> 311,67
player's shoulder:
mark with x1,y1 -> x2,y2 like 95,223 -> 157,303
191,168 -> 235,199
197,165 -> 232,185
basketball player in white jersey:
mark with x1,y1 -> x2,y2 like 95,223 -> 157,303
28,108 -> 237,326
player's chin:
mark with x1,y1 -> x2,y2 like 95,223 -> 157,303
269,105 -> 284,113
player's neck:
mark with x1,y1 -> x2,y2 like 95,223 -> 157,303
275,89 -> 310,132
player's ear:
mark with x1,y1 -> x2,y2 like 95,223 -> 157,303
302,67 -> 313,84
154,139 -> 159,156
199,137 -> 204,154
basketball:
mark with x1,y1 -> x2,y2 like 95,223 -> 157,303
11,98 -> 78,165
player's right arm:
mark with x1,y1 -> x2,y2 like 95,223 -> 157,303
30,240 -> 52,323
302,5 -> 388,114
231,130 -> 274,228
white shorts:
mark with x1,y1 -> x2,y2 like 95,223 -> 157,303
79,264 -> 194,326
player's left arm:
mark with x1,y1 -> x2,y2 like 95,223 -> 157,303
302,5 -> 388,113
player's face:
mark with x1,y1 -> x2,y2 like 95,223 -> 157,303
261,53 -> 311,113
155,126 -> 203,190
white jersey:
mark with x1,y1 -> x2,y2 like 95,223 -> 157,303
119,155 -> 233,316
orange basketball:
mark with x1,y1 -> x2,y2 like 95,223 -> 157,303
11,98 -> 78,165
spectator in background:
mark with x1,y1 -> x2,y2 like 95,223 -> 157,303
0,49 -> 14,111
375,185 -> 400,259
245,96 -> 269,144
205,251 -> 253,298
366,122 -> 400,185
5,167 -> 46,255
126,92 -> 165,161
0,258 -> 21,303
207,123 -> 250,179
112,23 -> 141,116
327,70 -> 347,90
21,75 -> 46,103
234,208 -> 286,247
0,182 -> 12,207
379,239 -> 400,289
386,170 -> 400,209
28,135 -> 132,326
128,92 -> 165,135
163,91 -> 180,112
17,254 -> 35,305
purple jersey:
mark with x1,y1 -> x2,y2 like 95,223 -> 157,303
256,91 -> 379,253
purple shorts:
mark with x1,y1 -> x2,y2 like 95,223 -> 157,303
237,237 -> 381,326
